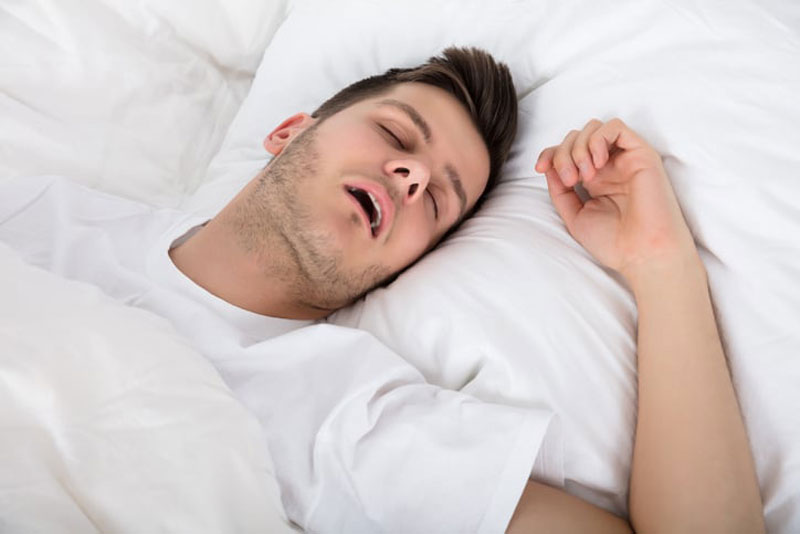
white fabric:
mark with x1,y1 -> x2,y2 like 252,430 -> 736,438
3,0 -> 799,530
0,247 -> 293,534
0,2 -> 299,531
0,176 -> 562,533
0,0 -> 289,206
0,176 -> 302,533
189,0 -> 800,530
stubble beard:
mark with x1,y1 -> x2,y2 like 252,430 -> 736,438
230,123 -> 392,312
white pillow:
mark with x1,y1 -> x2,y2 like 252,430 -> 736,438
0,0 -> 288,206
140,0 -> 290,73
188,0 -> 800,529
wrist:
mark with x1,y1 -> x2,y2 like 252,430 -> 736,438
622,248 -> 706,299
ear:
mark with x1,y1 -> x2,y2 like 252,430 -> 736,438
263,113 -> 316,156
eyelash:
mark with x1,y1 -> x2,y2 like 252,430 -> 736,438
380,124 -> 406,150
427,190 -> 439,219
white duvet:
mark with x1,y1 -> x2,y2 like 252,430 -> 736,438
0,242 -> 294,533
2,0 -> 799,532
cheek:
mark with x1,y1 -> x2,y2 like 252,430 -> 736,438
318,196 -> 364,249
384,211 -> 434,268
318,128 -> 381,165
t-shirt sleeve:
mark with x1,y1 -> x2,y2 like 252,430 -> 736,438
218,323 -> 562,533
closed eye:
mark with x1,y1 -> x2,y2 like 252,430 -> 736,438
380,124 -> 405,150
426,189 -> 439,219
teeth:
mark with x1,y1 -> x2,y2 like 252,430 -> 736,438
367,191 -> 382,231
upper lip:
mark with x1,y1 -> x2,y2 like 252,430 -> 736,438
343,180 -> 395,239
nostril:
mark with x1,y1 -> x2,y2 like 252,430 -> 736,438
395,167 -> 410,177
408,183 -> 419,196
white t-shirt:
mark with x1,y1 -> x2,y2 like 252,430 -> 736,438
0,176 -> 562,533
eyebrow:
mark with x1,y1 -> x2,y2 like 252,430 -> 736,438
379,99 -> 431,142
378,98 -> 468,218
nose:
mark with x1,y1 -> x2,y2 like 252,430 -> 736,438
384,158 -> 431,205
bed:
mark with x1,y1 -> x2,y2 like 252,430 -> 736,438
1,0 -> 798,532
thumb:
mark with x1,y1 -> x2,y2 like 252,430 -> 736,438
544,169 -> 582,234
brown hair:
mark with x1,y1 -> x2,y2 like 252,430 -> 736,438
311,46 -> 517,216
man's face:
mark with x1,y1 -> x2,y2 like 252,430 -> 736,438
236,82 -> 491,311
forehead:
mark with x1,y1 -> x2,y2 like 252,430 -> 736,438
348,82 -> 491,209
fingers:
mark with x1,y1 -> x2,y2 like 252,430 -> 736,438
551,129 -> 580,186
536,119 -> 603,186
588,118 -> 645,167
572,119 -> 603,182
535,135 -> 579,185
535,146 -> 556,173
536,118 -> 645,184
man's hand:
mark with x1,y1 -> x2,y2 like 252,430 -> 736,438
535,118 -> 696,286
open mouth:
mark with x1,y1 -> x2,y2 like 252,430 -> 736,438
346,185 -> 383,237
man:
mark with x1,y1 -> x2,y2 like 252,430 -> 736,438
0,47 -> 763,532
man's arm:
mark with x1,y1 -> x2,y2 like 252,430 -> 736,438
625,251 -> 763,532
509,252 -> 764,534
507,119 -> 765,533
509,480 -> 632,533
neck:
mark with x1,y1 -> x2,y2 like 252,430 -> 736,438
169,218 -> 331,321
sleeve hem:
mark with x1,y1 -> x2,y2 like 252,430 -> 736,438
477,409 -> 563,534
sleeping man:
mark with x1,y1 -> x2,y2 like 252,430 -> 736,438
0,47 -> 763,532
